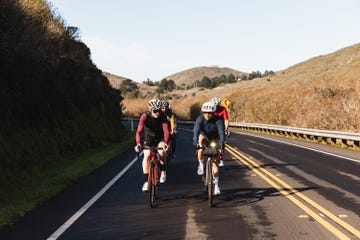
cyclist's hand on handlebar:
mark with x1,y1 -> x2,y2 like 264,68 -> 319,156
134,144 -> 142,153
225,129 -> 230,137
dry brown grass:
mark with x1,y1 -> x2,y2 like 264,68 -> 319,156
123,43 -> 360,132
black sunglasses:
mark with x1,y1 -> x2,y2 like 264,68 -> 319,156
152,109 -> 160,114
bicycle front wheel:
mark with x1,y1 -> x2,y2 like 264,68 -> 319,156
206,158 -> 214,207
149,163 -> 158,208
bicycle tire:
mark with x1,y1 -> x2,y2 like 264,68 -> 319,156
149,163 -> 157,208
206,158 -> 214,207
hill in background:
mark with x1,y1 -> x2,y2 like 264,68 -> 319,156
102,72 -> 129,89
165,66 -> 247,87
123,43 -> 360,132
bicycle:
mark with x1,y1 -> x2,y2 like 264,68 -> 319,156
142,146 -> 164,208
199,141 -> 222,207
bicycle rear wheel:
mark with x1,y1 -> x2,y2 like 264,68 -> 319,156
149,163 -> 158,208
206,158 -> 214,207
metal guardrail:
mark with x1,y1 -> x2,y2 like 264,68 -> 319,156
178,120 -> 360,151
124,118 -> 360,151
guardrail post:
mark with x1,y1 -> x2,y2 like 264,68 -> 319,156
355,140 -> 360,150
130,118 -> 134,131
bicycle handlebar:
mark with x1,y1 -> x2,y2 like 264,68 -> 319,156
143,146 -> 164,151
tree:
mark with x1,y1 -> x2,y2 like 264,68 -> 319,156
198,76 -> 212,88
120,79 -> 139,98
156,78 -> 176,94
143,78 -> 155,86
263,70 -> 275,77
248,71 -> 262,80
227,74 -> 236,83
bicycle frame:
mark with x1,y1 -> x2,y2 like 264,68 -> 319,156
143,146 -> 163,208
199,141 -> 222,207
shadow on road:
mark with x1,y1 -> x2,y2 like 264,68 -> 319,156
213,186 -> 318,208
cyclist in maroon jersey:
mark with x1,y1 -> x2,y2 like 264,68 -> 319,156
210,97 -> 229,167
134,99 -> 169,192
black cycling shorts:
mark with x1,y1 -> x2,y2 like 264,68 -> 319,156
143,135 -> 163,147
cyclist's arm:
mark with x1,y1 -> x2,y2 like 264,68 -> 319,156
174,114 -> 178,131
224,120 -> 229,131
223,107 -> 229,121
193,116 -> 201,146
162,120 -> 170,144
217,119 -> 225,146
170,114 -> 175,132
223,108 -> 229,130
136,114 -> 146,145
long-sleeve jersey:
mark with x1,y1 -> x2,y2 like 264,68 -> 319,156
165,109 -> 177,133
193,114 -> 225,146
136,111 -> 169,145
214,105 -> 228,121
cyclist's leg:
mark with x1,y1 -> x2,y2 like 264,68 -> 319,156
141,149 -> 151,191
209,137 -> 221,194
212,156 -> 221,195
142,137 -> 153,191
157,140 -> 167,164
197,133 -> 208,160
196,134 -> 208,175
142,149 -> 151,174
157,140 -> 167,183
212,157 -> 219,177
167,136 -> 174,159
143,137 -> 154,175
172,133 -> 176,157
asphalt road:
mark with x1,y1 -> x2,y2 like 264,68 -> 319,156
1,128 -> 359,240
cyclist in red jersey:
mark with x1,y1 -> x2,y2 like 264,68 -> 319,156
210,97 -> 229,167
134,99 -> 169,191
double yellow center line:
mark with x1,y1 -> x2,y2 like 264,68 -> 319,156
225,144 -> 360,240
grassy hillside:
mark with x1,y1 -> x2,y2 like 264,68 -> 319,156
123,43 -> 360,132
0,0 -> 125,183
102,72 -> 129,89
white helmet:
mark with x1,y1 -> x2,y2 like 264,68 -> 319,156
161,99 -> 169,109
147,99 -> 162,110
201,101 -> 216,112
210,97 -> 221,106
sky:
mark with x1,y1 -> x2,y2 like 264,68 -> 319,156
48,0 -> 360,82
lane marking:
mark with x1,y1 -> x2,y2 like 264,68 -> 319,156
47,154 -> 142,240
337,171 -> 360,181
226,145 -> 359,240
226,144 -> 360,238
234,132 -> 360,164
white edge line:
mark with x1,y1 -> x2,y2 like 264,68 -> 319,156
235,132 -> 360,164
47,153 -> 142,240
